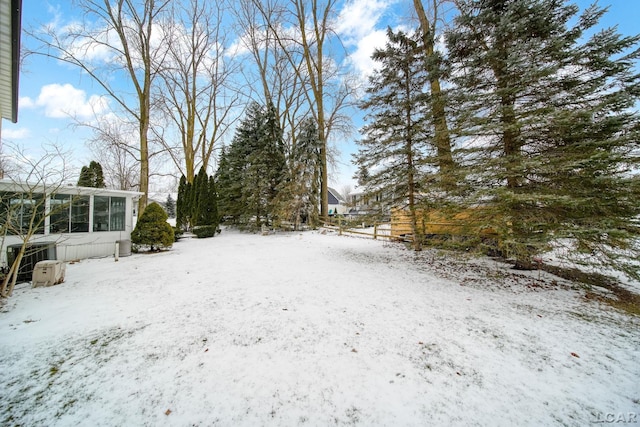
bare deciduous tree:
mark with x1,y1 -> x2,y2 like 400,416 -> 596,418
156,0 -> 243,183
0,143 -> 73,298
235,0 -> 311,184
86,118 -> 140,191
28,0 -> 171,217
254,0 -> 355,222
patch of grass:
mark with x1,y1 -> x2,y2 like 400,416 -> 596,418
585,291 -> 640,317
542,264 -> 640,317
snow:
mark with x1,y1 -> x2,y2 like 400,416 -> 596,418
1,228 -> 638,426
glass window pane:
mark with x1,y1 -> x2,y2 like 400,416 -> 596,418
50,194 -> 71,233
110,197 -> 126,231
71,196 -> 89,233
93,196 -> 110,232
0,192 -> 45,235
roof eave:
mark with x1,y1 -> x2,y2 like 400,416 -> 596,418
10,0 -> 21,123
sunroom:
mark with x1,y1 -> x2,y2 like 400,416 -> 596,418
1,180 -> 143,277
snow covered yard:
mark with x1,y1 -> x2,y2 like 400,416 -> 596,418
1,229 -> 638,427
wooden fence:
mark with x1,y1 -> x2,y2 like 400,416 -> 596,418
320,219 -> 412,242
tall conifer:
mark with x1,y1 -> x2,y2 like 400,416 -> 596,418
446,0 -> 640,275
355,28 -> 432,249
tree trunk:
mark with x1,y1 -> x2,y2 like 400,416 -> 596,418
413,0 -> 456,190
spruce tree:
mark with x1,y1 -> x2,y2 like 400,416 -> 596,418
355,28 -> 432,249
214,146 -> 234,222
164,194 -> 176,218
446,0 -> 640,276
295,118 -> 322,227
217,102 -> 286,229
274,118 -> 322,229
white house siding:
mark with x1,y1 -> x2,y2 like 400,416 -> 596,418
55,232 -> 129,262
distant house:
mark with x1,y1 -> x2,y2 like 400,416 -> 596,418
328,187 -> 348,216
0,180 -> 143,267
347,187 -> 391,219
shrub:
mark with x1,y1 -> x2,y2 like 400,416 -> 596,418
131,203 -> 174,251
192,225 -> 219,239
173,226 -> 184,242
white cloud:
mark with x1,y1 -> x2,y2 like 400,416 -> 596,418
336,0 -> 392,40
346,29 -> 389,77
32,84 -> 110,119
336,0 -> 396,78
18,96 -> 35,109
1,127 -> 31,140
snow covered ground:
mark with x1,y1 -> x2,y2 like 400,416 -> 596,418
1,228 -> 638,426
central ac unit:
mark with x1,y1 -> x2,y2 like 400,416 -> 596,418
32,260 -> 66,288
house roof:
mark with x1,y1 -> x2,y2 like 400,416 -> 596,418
0,179 -> 145,198
0,0 -> 21,123
328,187 -> 346,205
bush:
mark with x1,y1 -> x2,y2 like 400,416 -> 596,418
192,225 -> 219,238
173,226 -> 184,242
131,202 -> 174,251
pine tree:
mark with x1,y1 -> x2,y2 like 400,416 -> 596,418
77,161 -> 106,188
164,194 -> 176,218
216,102 -> 286,229
131,202 -> 174,251
355,28 -> 432,249
274,118 -> 322,229
446,0 -> 640,276
214,146 -> 234,222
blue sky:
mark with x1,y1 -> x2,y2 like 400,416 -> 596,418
2,0 -> 639,192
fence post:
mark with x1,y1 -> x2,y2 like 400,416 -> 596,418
338,217 -> 343,236
374,223 -> 377,240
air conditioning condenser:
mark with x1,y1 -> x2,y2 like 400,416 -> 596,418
32,260 -> 66,288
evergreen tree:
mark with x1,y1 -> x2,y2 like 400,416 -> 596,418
216,102 -> 286,229
206,176 -> 219,227
446,0 -> 640,275
214,146 -> 231,221
131,202 -> 174,251
274,118 -> 322,229
176,168 -> 219,233
191,167 -> 204,227
164,194 -> 176,218
353,163 -> 370,188
192,166 -> 214,227
176,175 -> 188,230
355,28 -> 432,249
77,161 -> 106,188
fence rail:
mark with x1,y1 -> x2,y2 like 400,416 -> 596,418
320,220 -> 412,242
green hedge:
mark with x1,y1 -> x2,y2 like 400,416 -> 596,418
192,225 -> 219,238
